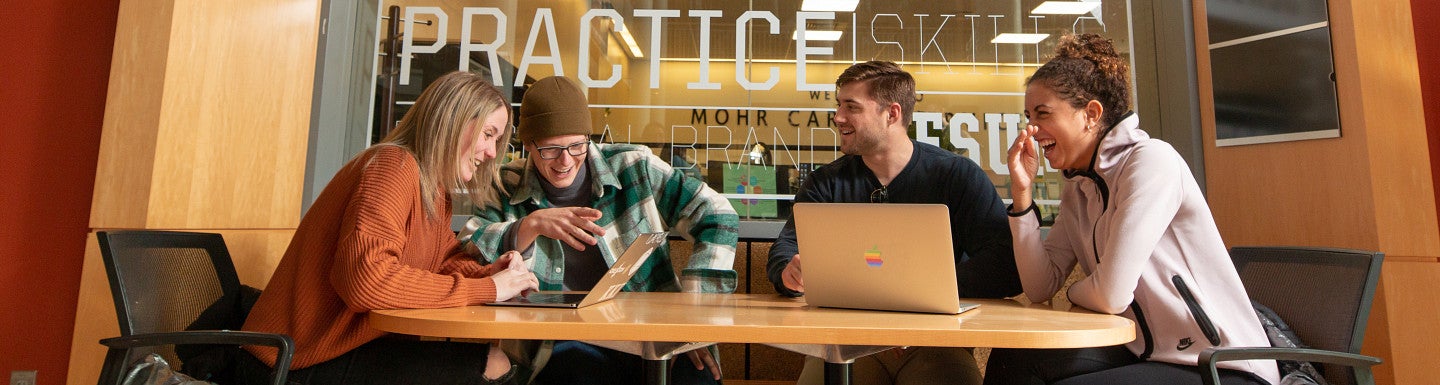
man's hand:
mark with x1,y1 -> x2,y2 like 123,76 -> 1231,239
678,348 -> 721,380
518,207 -> 606,250
782,254 -> 804,293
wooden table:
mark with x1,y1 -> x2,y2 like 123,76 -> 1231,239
370,292 -> 1134,385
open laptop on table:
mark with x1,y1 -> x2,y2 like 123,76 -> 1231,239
793,203 -> 978,314
486,231 -> 668,309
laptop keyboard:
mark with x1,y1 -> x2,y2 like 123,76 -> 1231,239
523,293 -> 588,304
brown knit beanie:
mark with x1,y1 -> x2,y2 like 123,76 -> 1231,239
518,76 -> 593,142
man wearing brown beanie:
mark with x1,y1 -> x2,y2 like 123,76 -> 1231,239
460,75 -> 738,385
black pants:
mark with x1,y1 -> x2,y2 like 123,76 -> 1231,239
983,346 -> 1270,385
235,338 -> 494,385
534,341 -> 721,385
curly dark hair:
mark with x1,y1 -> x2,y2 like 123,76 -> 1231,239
1027,33 -> 1131,129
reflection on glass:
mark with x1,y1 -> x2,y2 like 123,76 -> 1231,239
381,0 -> 1134,225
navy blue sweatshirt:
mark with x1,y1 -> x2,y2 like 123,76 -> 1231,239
768,140 -> 1023,299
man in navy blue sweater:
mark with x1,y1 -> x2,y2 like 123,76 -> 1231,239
767,61 -> 1022,385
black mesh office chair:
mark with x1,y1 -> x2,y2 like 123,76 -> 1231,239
1200,246 -> 1384,385
96,230 -> 293,385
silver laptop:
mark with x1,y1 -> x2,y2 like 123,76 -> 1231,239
793,203 -> 978,314
486,231 -> 667,309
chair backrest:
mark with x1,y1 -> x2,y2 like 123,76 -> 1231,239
97,231 -> 244,358
1229,246 -> 1383,385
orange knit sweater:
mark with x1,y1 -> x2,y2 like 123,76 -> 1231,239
242,145 -> 501,369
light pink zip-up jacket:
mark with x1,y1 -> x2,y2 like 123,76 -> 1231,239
1010,113 -> 1279,384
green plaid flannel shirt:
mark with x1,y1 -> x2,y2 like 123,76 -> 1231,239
462,143 -> 739,293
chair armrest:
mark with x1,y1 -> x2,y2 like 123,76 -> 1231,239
1199,347 -> 1382,385
100,330 -> 294,385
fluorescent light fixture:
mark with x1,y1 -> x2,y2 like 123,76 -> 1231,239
616,25 -> 643,58
791,30 -> 844,41
1032,1 -> 1101,15
801,0 -> 860,12
991,33 -> 1049,44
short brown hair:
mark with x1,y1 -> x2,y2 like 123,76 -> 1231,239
1027,33 -> 1132,129
382,71 -> 512,217
836,61 -> 917,127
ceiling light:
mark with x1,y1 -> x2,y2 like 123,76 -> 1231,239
616,25 -> 643,58
801,0 -> 860,12
991,33 -> 1049,44
792,30 -> 844,41
1032,1 -> 1102,15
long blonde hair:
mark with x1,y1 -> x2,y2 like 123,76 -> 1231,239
381,71 -> 512,219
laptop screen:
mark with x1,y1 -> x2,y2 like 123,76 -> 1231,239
793,203 -> 965,314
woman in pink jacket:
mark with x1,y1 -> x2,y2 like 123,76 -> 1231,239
983,34 -> 1279,385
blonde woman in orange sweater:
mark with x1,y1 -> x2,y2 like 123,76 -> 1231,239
238,71 -> 538,385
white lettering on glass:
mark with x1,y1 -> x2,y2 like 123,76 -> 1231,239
398,6 -> 1086,92
705,125 -> 735,165
687,10 -> 724,90
949,113 -> 982,166
735,11 -> 781,91
400,7 -> 446,86
459,8 -> 506,85
515,8 -> 564,86
871,14 -> 904,63
578,9 -> 623,88
794,11 -> 836,92
634,9 -> 681,88
917,14 -> 956,73
913,112 -> 944,147
985,113 -> 1023,175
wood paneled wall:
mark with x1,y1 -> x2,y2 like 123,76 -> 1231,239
1192,0 -> 1438,384
67,1 -> 322,384
89,0 -> 172,230
90,0 -> 317,229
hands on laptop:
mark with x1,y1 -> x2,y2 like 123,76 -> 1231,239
492,251 -> 539,301
783,254 -> 805,294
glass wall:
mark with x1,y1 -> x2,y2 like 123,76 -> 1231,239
365,0 -> 1134,226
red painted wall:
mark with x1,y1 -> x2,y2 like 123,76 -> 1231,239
1417,0 -> 1440,229
0,0 -> 119,384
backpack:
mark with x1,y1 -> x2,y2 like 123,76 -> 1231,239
1252,301 -> 1329,385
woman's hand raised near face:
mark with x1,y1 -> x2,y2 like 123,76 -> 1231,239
1007,125 -> 1041,212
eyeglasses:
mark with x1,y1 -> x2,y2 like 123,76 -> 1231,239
870,186 -> 888,203
534,141 -> 589,160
